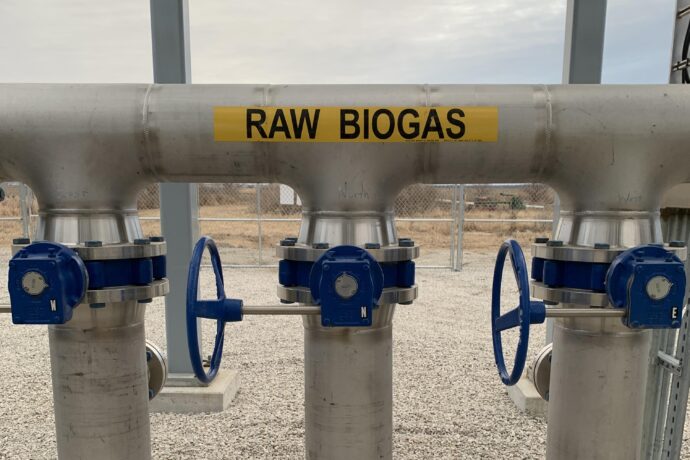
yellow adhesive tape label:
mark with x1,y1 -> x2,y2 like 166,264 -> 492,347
214,106 -> 498,142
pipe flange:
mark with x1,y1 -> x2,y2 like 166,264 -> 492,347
84,279 -> 169,304
277,284 -> 418,305
146,339 -> 168,400
531,242 -> 687,264
12,240 -> 167,260
276,244 -> 420,263
529,343 -> 552,401
530,281 -> 610,307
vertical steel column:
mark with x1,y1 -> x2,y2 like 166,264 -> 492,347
150,0 -> 201,382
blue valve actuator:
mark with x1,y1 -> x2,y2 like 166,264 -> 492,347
9,242 -> 88,324
606,245 -> 685,329
309,245 -> 384,327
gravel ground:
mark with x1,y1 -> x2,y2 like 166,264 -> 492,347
0,250 -> 688,459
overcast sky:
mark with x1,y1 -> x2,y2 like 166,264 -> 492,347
0,0 -> 677,84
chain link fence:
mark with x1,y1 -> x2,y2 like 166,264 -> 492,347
0,182 -> 558,270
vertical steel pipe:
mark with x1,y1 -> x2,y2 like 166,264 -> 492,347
546,211 -> 662,460
39,209 -> 150,460
299,209 -> 397,459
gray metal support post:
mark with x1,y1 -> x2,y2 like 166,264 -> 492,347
562,0 -> 608,84
150,0 -> 200,382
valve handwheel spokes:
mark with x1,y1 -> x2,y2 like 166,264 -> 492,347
491,239 -> 546,386
186,236 -> 243,385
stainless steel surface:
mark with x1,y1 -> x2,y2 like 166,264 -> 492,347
146,340 -> 168,400
531,282 -> 610,307
277,284 -> 418,305
530,343 -> 552,401
243,305 -> 321,315
297,207 -> 398,459
276,243 -> 420,262
73,241 -> 166,260
50,300 -> 150,460
39,208 -> 151,459
546,211 -> 658,460
3,85 -> 690,211
304,304 -> 395,460
83,279 -> 169,304
532,242 -> 687,263
13,241 -> 167,260
545,307 -> 625,318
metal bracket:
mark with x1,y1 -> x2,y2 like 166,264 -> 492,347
657,350 -> 683,377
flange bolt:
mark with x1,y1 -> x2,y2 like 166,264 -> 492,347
134,238 -> 151,245
670,240 -> 686,248
546,240 -> 564,247
365,243 -> 381,249
150,236 -> 165,243
399,238 -> 415,247
280,238 -> 296,247
312,242 -> 329,249
85,240 -> 103,248
12,238 -> 30,245
594,243 -> 610,249
534,237 -> 549,244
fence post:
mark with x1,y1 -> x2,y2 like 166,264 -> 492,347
257,183 -> 264,265
450,185 -> 457,269
454,184 -> 465,271
19,183 -> 30,238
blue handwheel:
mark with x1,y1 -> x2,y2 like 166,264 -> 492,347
186,237 -> 243,385
491,239 -> 546,386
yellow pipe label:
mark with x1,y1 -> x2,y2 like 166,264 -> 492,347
214,106 -> 498,142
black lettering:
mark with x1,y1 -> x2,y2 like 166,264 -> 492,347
246,109 -> 267,138
290,109 -> 320,139
422,109 -> 444,139
397,109 -> 420,139
445,108 -> 466,139
269,109 -> 291,139
372,109 -> 395,139
340,109 -> 360,139
363,109 -> 369,139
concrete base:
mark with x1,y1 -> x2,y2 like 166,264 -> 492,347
149,369 -> 240,413
506,378 -> 548,418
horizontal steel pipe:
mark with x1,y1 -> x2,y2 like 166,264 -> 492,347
1,84 -> 689,213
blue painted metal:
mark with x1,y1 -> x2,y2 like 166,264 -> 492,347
606,245 -> 685,329
491,239 -> 546,386
9,242 -> 88,324
532,257 -> 609,292
280,258 -> 415,291
186,236 -> 243,384
309,245 -> 384,327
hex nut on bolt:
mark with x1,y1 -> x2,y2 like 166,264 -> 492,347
534,237 -> 549,244
134,238 -> 151,245
150,236 -> 165,243
85,240 -> 103,248
670,240 -> 686,248
594,243 -> 610,249
12,237 -> 30,245
399,239 -> 415,248
280,239 -> 296,247
312,242 -> 329,249
365,243 -> 381,249
546,240 -> 564,247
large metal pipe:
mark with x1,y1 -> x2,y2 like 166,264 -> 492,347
546,210 -> 663,459
1,84 -> 689,211
38,205 -> 150,459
